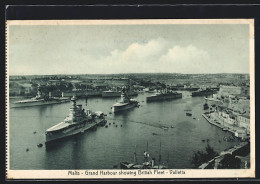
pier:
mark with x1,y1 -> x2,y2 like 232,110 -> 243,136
202,113 -> 247,139
202,113 -> 223,129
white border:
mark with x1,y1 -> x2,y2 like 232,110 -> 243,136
6,19 -> 255,179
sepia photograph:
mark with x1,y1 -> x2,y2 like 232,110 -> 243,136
6,19 -> 255,179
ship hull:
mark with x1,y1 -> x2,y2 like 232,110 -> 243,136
112,103 -> 137,113
45,119 -> 106,144
12,99 -> 70,108
86,91 -> 102,97
102,91 -> 121,97
102,91 -> 137,98
146,94 -> 182,102
192,91 -> 213,97
62,91 -> 86,97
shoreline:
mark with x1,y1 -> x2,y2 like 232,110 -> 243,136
202,113 -> 248,139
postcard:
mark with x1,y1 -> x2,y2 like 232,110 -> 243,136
6,19 -> 255,179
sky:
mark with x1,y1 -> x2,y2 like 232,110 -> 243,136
8,23 -> 250,75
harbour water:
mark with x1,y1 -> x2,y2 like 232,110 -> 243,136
9,92 -> 240,169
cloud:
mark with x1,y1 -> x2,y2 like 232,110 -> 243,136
159,45 -> 211,73
94,38 -> 212,73
9,37 -> 214,75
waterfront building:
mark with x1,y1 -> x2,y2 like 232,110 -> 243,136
237,114 -> 250,134
210,84 -> 250,128
227,98 -> 250,114
215,110 -> 235,126
9,82 -> 33,96
213,103 -> 250,135
219,85 -> 242,96
234,129 -> 247,139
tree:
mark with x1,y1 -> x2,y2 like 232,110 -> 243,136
74,83 -> 80,89
67,83 -> 73,90
48,85 -> 57,92
218,154 -> 241,169
191,144 -> 218,168
59,84 -> 68,91
80,84 -> 87,90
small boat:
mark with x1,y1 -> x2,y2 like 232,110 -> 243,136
162,126 -> 169,130
171,126 -> 175,128
37,143 -> 43,148
105,125 -> 108,128
33,131 -> 37,134
203,103 -> 209,110
186,113 -> 192,116
152,133 -> 158,135
120,162 -> 143,169
26,148 -> 29,152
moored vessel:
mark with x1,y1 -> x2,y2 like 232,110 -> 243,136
102,89 -> 137,98
186,112 -> 192,116
203,103 -> 209,110
111,86 -> 139,113
146,89 -> 182,102
12,85 -> 70,108
45,96 -> 106,144
192,88 -> 216,97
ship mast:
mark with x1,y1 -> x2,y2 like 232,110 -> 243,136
85,96 -> 88,107
134,145 -> 137,164
167,152 -> 169,168
70,96 -> 77,122
144,141 -> 149,162
158,140 -> 161,169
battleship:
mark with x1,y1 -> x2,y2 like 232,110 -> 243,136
192,88 -> 216,97
12,85 -> 70,108
102,89 -> 137,98
146,89 -> 182,102
85,90 -> 102,97
111,86 -> 139,113
63,90 -> 102,98
45,96 -> 106,144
